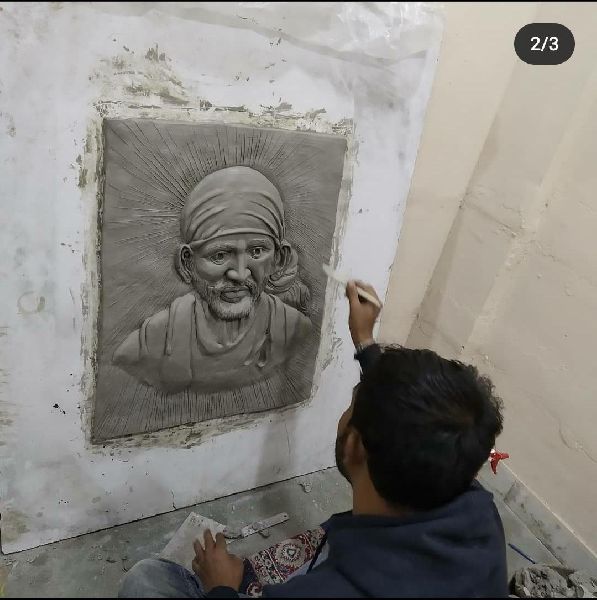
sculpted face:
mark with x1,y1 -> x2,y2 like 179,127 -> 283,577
183,233 -> 278,320
177,166 -> 290,320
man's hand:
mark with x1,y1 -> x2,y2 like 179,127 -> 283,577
346,280 -> 381,347
192,530 -> 244,593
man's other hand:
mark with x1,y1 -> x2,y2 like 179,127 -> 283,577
346,280 -> 381,347
192,530 -> 244,593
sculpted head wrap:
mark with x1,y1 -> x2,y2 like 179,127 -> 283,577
181,166 -> 285,247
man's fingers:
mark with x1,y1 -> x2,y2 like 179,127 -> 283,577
203,529 -> 216,551
354,280 -> 379,298
193,539 -> 204,558
215,532 -> 227,550
354,281 -> 381,306
346,280 -> 360,305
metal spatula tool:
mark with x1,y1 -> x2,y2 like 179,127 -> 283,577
223,512 -> 289,540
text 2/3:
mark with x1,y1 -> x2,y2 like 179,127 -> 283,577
530,36 -> 558,52
515,23 -> 574,65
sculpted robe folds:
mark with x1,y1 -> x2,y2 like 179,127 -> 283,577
113,292 -> 312,394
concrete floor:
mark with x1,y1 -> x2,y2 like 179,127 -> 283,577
1,468 -> 560,598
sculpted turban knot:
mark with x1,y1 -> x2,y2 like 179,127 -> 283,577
180,166 -> 310,312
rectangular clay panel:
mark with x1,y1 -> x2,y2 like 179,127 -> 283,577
92,119 -> 347,441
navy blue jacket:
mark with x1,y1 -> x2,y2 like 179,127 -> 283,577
207,344 -> 508,597
264,481 -> 507,597
209,481 -> 507,598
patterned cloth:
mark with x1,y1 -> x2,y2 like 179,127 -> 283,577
240,527 -> 326,597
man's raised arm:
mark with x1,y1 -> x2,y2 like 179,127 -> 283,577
346,280 -> 382,377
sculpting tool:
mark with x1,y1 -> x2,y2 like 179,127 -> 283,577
322,264 -> 383,309
223,512 -> 289,540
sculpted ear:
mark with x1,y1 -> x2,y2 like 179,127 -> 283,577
275,240 -> 292,272
176,244 -> 194,284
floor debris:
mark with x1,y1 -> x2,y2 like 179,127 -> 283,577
511,565 -> 597,598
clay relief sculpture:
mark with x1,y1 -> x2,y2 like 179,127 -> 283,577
92,119 -> 347,441
112,166 -> 312,393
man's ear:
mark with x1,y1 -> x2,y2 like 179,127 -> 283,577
344,427 -> 367,469
176,244 -> 194,284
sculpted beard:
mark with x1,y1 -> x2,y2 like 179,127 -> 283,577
192,275 -> 265,320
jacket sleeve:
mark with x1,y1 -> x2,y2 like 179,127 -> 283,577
355,343 -> 381,378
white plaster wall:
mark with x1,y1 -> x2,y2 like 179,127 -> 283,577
0,3 -> 441,551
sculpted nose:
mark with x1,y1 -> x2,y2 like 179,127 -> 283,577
227,251 -> 250,283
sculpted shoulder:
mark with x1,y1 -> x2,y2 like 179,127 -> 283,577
268,294 -> 312,344
113,294 -> 196,366
112,309 -> 168,367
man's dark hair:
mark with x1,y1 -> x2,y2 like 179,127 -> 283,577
351,346 -> 503,511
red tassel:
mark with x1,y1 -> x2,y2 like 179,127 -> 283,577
489,451 -> 510,474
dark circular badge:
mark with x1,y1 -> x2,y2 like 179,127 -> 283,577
514,23 -> 574,65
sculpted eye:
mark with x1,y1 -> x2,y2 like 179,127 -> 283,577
209,251 -> 227,264
250,246 -> 266,259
